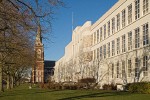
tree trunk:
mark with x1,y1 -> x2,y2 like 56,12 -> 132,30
11,76 -> 14,89
0,63 -> 4,92
6,74 -> 11,89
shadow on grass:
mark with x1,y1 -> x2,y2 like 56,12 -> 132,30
0,89 -> 61,98
58,91 -> 130,100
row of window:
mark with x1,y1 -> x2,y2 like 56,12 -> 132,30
111,56 -> 148,79
93,0 -> 149,45
93,23 -> 149,59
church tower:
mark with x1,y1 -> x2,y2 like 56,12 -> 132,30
32,25 -> 44,83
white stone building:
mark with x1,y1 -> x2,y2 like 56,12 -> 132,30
54,0 -> 150,86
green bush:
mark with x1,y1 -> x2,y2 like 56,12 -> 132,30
78,78 -> 96,89
102,83 -> 117,90
126,82 -> 150,94
62,84 -> 77,90
39,82 -> 62,90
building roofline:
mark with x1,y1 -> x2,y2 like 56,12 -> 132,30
91,0 -> 126,30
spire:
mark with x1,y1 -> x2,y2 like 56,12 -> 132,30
36,24 -> 42,43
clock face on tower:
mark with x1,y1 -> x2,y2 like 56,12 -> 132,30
37,49 -> 41,59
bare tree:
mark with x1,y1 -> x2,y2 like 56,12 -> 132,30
0,0 -> 64,92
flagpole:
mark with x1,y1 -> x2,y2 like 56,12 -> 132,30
72,12 -> 74,33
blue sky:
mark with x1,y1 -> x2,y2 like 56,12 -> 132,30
44,0 -> 118,61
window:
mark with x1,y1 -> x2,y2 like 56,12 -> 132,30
143,23 -> 149,45
122,9 -> 126,28
108,21 -> 110,36
135,27 -> 140,48
128,59 -> 132,77
135,58 -> 140,78
112,40 -> 115,56
117,62 -> 119,78
100,27 -> 103,41
117,13 -> 120,31
94,32 -> 96,44
104,24 -> 106,39
103,44 -> 106,59
128,31 -> 132,50
93,50 -> 95,60
143,0 -> 149,15
93,51 -> 95,60
122,61 -> 126,78
100,46 -> 103,59
117,37 -> 120,54
97,30 -> 99,43
36,77 -> 38,82
36,71 -> 38,76
97,48 -> 99,60
112,18 -> 115,34
39,77 -> 41,82
94,50 -> 96,60
112,63 -> 114,78
143,56 -> 148,76
135,0 -> 140,20
122,34 -> 126,52
128,4 -> 132,24
107,42 -> 110,57
95,49 -> 97,60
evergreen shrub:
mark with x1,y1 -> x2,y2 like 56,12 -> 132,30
126,82 -> 150,94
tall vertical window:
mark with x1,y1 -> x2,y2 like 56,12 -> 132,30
122,34 -> 126,52
112,40 -> 115,56
135,0 -> 140,20
107,42 -> 110,57
122,9 -> 126,28
117,62 -> 119,78
128,4 -> 132,24
108,21 -> 110,36
143,56 -> 148,76
93,50 -> 95,60
97,30 -> 99,43
135,58 -> 140,78
135,27 -> 140,48
143,23 -> 149,45
94,49 -> 97,60
128,31 -> 132,50
112,63 -> 114,78
104,24 -> 106,39
122,61 -> 126,78
103,44 -> 106,59
117,13 -> 120,31
100,46 -> 103,59
128,59 -> 132,77
117,37 -> 120,54
93,51 -> 95,60
143,0 -> 149,15
112,18 -> 115,34
100,27 -> 103,41
97,48 -> 100,60
94,32 -> 96,44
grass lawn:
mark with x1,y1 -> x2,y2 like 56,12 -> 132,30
0,84 -> 150,100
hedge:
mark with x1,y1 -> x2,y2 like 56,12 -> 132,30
102,83 -> 117,90
126,82 -> 150,94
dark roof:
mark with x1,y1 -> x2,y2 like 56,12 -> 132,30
44,60 -> 55,68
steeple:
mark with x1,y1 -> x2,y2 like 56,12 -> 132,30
32,23 -> 44,83
35,24 -> 42,45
